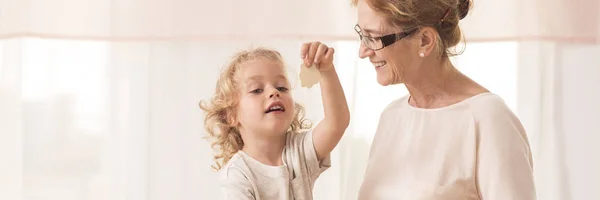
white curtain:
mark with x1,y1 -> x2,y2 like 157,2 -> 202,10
516,41 -> 600,200
1,0 -> 599,200
0,39 -> 336,200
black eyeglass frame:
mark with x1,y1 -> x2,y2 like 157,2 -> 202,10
354,24 -> 418,51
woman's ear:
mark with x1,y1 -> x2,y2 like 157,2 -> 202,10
417,27 -> 438,57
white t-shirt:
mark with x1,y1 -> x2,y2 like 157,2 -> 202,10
219,130 -> 330,200
358,93 -> 537,200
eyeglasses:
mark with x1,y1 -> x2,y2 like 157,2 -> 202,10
354,24 -> 417,51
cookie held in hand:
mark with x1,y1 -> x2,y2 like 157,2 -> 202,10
299,63 -> 320,88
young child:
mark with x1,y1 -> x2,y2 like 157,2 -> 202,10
199,42 -> 350,200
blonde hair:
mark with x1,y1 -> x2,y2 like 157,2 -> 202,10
352,0 -> 472,57
199,47 -> 311,170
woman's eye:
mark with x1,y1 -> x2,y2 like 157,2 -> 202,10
250,89 -> 263,94
367,37 -> 378,43
277,87 -> 289,92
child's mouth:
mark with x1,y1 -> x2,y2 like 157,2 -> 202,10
265,103 -> 285,113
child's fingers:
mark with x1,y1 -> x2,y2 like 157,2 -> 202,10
306,42 -> 320,66
314,43 -> 329,64
300,43 -> 310,60
323,47 -> 335,62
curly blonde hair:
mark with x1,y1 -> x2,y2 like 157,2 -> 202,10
199,47 -> 312,171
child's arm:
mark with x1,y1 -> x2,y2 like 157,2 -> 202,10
301,42 -> 351,161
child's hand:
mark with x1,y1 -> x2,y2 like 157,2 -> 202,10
300,41 -> 335,72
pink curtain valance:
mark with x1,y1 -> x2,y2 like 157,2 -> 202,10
0,0 -> 597,43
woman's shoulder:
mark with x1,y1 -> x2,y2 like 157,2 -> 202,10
465,93 -> 515,118
381,95 -> 411,113
465,93 -> 526,131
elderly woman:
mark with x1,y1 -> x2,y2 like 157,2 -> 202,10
351,0 -> 537,199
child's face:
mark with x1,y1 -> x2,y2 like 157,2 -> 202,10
236,58 -> 295,137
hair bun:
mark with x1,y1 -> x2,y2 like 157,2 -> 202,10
458,0 -> 471,20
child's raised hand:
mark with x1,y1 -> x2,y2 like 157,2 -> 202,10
300,41 -> 335,72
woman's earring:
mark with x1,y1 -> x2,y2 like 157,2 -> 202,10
419,52 -> 425,57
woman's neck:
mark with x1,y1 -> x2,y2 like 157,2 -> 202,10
240,130 -> 286,166
404,59 -> 481,108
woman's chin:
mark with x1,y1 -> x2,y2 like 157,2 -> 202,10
376,73 -> 393,86
376,78 -> 389,86
377,75 -> 404,86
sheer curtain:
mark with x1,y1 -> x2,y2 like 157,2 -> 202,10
518,41 -> 600,200
1,0 -> 599,200
0,38 -> 521,200
0,39 -> 361,200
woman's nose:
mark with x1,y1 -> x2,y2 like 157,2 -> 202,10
358,43 -> 374,59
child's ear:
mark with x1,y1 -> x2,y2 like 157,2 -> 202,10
231,114 -> 240,127
222,109 -> 238,127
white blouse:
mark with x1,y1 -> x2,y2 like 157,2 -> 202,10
357,93 -> 536,200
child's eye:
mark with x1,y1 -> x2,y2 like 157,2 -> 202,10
250,89 -> 263,94
277,87 -> 289,92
